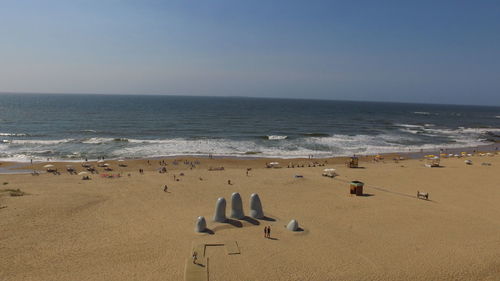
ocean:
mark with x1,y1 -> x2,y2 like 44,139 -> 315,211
0,94 -> 499,161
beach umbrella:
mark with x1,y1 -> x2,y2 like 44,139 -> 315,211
43,164 -> 54,168
97,159 -> 105,163
269,162 -> 279,165
118,159 -> 124,162
78,171 -> 89,175
102,163 -> 109,167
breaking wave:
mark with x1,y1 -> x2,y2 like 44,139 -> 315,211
266,135 -> 288,140
0,133 -> 28,136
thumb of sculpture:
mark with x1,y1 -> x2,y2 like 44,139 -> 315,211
195,216 -> 207,233
286,219 -> 299,231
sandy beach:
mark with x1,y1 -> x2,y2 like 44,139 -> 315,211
1,154 -> 500,281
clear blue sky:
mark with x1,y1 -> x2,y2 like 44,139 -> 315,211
1,0 -> 499,105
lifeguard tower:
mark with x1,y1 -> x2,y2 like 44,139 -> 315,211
347,156 -> 359,168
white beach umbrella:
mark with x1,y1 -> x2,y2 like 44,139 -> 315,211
102,163 -> 109,167
43,164 -> 54,168
78,171 -> 89,175
97,159 -> 105,163
118,159 -> 124,162
269,162 -> 279,165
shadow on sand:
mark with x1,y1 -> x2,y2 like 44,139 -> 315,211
225,219 -> 243,228
200,228 -> 215,235
242,216 -> 260,225
358,193 -> 375,197
260,216 -> 276,222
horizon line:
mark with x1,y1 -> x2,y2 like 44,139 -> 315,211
0,91 -> 499,108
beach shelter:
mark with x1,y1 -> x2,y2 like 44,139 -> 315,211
348,156 -> 358,168
43,164 -> 54,168
78,171 -> 90,180
322,168 -> 337,178
269,162 -> 280,168
425,156 -> 440,167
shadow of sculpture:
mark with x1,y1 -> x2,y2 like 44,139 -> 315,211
260,216 -> 276,222
224,218 -> 243,228
242,216 -> 260,225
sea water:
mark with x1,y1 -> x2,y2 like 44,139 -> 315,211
0,94 -> 499,161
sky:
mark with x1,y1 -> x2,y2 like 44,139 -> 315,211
0,0 -> 499,105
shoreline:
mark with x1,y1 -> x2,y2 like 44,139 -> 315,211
1,143 -> 498,174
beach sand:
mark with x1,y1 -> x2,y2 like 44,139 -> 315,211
1,154 -> 500,280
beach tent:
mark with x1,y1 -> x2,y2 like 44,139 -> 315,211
322,168 -> 337,178
269,162 -> 280,168
425,156 -> 440,168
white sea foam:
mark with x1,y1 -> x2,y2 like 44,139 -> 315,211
413,111 -> 430,115
394,123 -> 423,128
1,126 -> 497,161
81,137 -> 125,144
8,139 -> 74,145
0,133 -> 28,136
267,135 -> 288,140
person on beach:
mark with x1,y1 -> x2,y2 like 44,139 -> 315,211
267,226 -> 271,238
192,251 -> 198,264
264,226 -> 268,238
163,185 -> 168,192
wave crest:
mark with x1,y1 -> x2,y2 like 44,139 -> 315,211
267,135 -> 288,140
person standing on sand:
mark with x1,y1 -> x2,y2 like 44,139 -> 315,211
267,225 -> 271,238
163,185 -> 168,192
264,226 -> 268,238
192,251 -> 198,264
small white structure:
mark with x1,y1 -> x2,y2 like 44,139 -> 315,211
268,162 -> 280,168
249,193 -> 264,219
230,192 -> 244,219
213,197 -> 227,222
195,216 -> 207,233
322,168 -> 337,178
